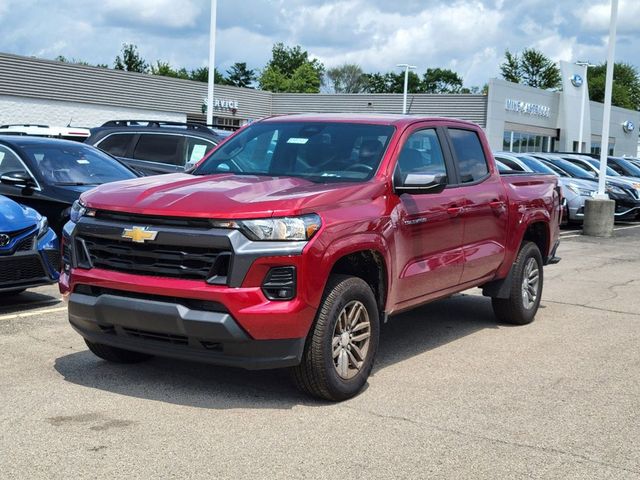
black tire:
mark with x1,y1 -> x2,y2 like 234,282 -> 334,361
292,275 -> 380,401
492,241 -> 543,325
85,340 -> 153,363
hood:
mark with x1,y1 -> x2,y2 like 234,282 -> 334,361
0,195 -> 39,232
81,173 -> 384,219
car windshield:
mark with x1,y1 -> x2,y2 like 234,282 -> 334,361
614,158 -> 640,177
547,158 -> 595,179
194,122 -> 395,182
20,143 -> 136,185
574,157 -> 620,176
516,155 -> 557,175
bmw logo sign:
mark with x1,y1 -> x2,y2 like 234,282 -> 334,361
571,74 -> 584,88
0,234 -> 10,247
622,120 -> 635,133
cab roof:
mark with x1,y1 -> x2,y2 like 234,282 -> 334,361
259,113 -> 480,129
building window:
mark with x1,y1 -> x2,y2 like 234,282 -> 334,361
591,141 -> 615,155
503,130 -> 552,153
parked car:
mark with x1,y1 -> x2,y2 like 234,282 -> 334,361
605,156 -> 640,179
86,120 -> 222,175
533,154 -> 640,219
0,136 -> 139,235
495,152 -> 597,224
61,114 -> 562,401
0,195 -> 59,295
0,124 -> 90,142
560,154 -> 640,185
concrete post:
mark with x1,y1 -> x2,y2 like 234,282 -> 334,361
583,198 -> 615,237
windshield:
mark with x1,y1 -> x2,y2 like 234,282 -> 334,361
568,157 -> 619,176
516,155 -> 557,175
614,158 -> 640,177
194,122 -> 395,182
21,143 -> 136,185
548,158 -> 595,179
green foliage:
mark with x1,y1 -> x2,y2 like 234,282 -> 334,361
422,68 -> 463,93
259,43 -> 324,93
363,71 -> 422,93
150,61 -> 189,79
325,64 -> 368,93
499,48 -> 561,90
226,62 -> 256,88
588,63 -> 640,111
114,43 -> 148,73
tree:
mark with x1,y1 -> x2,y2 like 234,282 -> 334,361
150,61 -> 189,79
114,43 -> 148,73
226,62 -> 256,88
422,68 -> 464,93
499,48 -> 561,90
259,43 -> 324,93
588,63 -> 640,111
325,64 -> 368,93
188,66 -> 229,84
362,71 -> 422,93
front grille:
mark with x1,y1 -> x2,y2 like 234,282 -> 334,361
16,235 -> 35,252
121,327 -> 189,345
43,250 -> 61,272
0,256 -> 45,284
94,210 -> 213,229
79,236 -> 228,280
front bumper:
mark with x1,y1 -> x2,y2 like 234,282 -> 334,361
69,289 -> 305,370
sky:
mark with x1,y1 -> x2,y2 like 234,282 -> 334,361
0,0 -> 638,88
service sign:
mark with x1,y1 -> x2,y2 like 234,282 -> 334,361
202,97 -> 239,112
505,99 -> 551,118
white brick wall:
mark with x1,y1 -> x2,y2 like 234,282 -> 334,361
0,95 -> 186,128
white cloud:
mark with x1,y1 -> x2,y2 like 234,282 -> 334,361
581,0 -> 640,34
101,0 -> 203,30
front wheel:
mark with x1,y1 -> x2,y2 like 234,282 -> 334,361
492,241 -> 543,325
292,275 -> 379,401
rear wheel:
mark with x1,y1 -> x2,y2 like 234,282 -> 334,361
85,340 -> 153,363
492,241 -> 543,325
292,275 -> 379,401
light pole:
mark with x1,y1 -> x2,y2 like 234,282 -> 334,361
595,0 -> 618,199
206,0 -> 217,127
396,63 -> 416,114
583,0 -> 618,238
575,61 -> 595,153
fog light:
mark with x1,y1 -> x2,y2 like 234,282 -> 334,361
262,267 -> 296,301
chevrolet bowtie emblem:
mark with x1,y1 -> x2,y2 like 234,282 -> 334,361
121,226 -> 158,243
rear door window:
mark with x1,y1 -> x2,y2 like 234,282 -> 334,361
185,137 -> 217,166
97,134 -> 136,157
448,129 -> 489,183
133,134 -> 185,166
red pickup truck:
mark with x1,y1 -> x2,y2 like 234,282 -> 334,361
60,114 -> 561,401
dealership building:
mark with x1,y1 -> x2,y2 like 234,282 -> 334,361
0,52 -> 638,156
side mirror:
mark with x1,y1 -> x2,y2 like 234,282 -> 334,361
0,171 -> 37,189
395,172 -> 447,195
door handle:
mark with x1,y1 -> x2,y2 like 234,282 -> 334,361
489,201 -> 505,209
447,206 -> 463,217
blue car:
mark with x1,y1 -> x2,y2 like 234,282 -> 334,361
0,195 -> 59,295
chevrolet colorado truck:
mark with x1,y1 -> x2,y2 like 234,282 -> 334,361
60,114 -> 561,401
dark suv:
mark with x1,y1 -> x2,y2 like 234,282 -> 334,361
86,120 -> 222,176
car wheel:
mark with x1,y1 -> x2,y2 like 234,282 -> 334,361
292,275 -> 379,401
492,241 -> 543,325
85,340 -> 153,363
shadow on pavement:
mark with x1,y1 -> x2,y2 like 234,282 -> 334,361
54,293 -> 497,409
0,290 -> 62,315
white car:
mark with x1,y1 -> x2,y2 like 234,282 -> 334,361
0,124 -> 90,142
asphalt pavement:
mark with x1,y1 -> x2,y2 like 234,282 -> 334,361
1,224 -> 640,479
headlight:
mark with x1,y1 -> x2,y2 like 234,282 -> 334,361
37,216 -> 48,238
69,200 -> 95,223
221,214 -> 322,241
566,183 -> 595,197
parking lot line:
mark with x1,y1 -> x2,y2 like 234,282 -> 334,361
0,306 -> 67,322
560,223 -> 640,239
